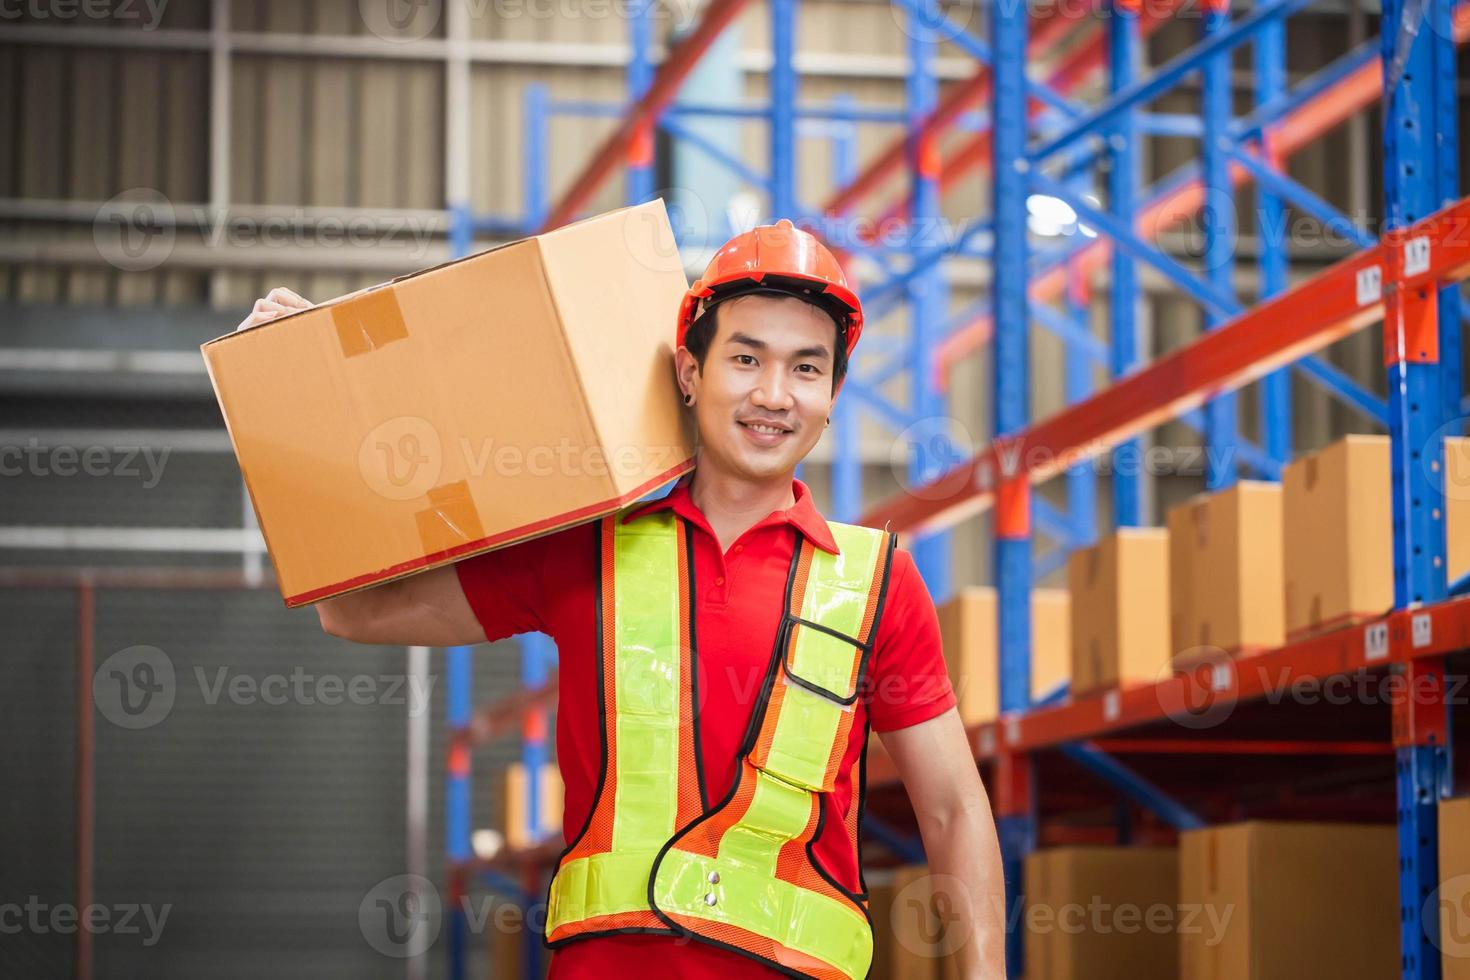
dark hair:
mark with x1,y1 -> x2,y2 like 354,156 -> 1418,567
682,294 -> 850,394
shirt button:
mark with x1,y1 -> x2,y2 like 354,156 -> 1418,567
715,576 -> 726,586
734,545 -> 744,553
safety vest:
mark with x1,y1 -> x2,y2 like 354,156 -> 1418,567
544,502 -> 897,979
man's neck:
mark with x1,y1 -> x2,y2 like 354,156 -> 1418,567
688,464 -> 796,551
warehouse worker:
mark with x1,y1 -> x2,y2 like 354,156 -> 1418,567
239,220 -> 1006,979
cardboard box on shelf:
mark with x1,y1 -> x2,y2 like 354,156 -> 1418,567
868,864 -> 964,980
1068,528 -> 1170,695
497,762 -> 564,852
1167,481 -> 1284,661
488,900 -> 550,980
1024,846 -> 1178,980
201,200 -> 695,607
1439,797 -> 1470,980
936,587 -> 1070,727
1282,435 -> 1392,638
1178,821 -> 1397,980
1447,437 -> 1470,585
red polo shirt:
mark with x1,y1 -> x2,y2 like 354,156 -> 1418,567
455,473 -> 956,978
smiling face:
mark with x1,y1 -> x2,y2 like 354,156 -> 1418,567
675,293 -> 841,484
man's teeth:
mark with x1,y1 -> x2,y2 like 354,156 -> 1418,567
746,423 -> 787,435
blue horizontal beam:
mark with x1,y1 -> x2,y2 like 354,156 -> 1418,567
887,0 -> 1082,119
863,814 -> 927,864
1033,497 -> 1082,547
1031,171 -> 1237,317
1028,0 -> 1313,164
1223,144 -> 1376,249
1176,408 -> 1283,480
1030,302 -> 1109,365
659,116 -> 773,194
1230,38 -> 1378,140
1137,113 -> 1206,138
1060,742 -> 1206,830
1294,356 -> 1389,426
842,376 -> 916,433
1033,545 -> 1073,583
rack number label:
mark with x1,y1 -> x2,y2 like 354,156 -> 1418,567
979,728 -> 996,756
1210,663 -> 1233,692
1412,613 -> 1432,649
1355,265 -> 1381,305
1103,690 -> 1121,722
1404,236 -> 1431,277
1365,622 -> 1389,661
1004,715 -> 1021,745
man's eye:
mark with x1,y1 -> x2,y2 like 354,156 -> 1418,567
797,364 -> 819,374
735,354 -> 756,365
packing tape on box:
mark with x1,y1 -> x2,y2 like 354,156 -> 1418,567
332,287 -> 409,358
415,480 -> 487,556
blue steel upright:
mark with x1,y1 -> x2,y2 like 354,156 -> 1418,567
1382,0 -> 1458,976
906,0 -> 952,601
990,0 -> 1033,975
1200,0 -> 1238,491
1107,0 -> 1142,527
1253,9 -> 1292,469
626,0 -> 656,205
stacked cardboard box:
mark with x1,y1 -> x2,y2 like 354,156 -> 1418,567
868,864 -> 965,980
497,762 -> 564,852
1440,797 -> 1470,980
1178,821 -> 1397,979
1068,528 -> 1171,695
1024,846 -> 1179,980
1167,482 -> 1284,662
202,200 -> 696,607
1282,434 -> 1470,639
937,587 -> 1070,726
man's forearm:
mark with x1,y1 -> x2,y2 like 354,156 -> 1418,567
914,798 -> 1008,979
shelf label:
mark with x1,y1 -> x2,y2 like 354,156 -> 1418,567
1365,622 -> 1390,662
979,727 -> 996,756
1355,265 -> 1381,305
1103,690 -> 1121,722
1004,715 -> 1021,746
1404,236 -> 1431,277
1412,613 -> 1432,649
1210,663 -> 1232,692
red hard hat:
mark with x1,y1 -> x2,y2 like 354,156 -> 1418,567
676,218 -> 864,358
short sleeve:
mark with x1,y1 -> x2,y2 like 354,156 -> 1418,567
864,547 -> 957,733
453,532 -> 554,643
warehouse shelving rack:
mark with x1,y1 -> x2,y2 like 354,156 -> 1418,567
444,1 -> 1470,978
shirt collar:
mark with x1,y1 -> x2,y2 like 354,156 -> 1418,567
619,471 -> 841,555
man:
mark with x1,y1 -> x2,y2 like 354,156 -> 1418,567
239,220 -> 1006,978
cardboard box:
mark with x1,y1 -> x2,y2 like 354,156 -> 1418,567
489,900 -> 550,979
1283,435 -> 1391,638
201,201 -> 695,606
1024,846 -> 1178,980
1178,821 -> 1397,980
1069,528 -> 1171,695
497,762 -> 563,852
1447,437 -> 1470,586
868,864 -> 964,980
937,587 -> 1070,726
1439,797 -> 1470,980
1167,482 -> 1284,660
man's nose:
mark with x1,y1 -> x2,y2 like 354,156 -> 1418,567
751,366 -> 795,409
